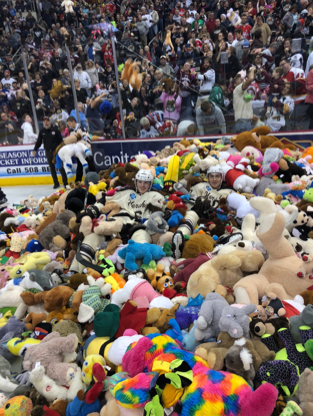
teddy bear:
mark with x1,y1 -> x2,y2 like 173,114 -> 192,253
263,188 -> 283,204
231,126 -> 295,153
61,0 -> 74,13
233,212 -> 312,305
38,194 -> 60,213
24,312 -> 47,331
142,303 -> 180,335
23,332 -> 78,386
110,163 -> 139,189
38,210 -> 75,251
29,365 -> 84,403
187,253 -> 246,299
20,285 -> 74,313
79,215 -> 124,237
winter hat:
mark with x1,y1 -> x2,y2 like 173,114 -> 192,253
93,304 -> 120,338
242,40 -> 250,48
78,285 -> 111,323
100,100 -> 112,114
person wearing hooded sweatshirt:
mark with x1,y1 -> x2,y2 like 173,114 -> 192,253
20,114 -> 38,144
73,64 -> 92,90
86,60 -> 99,88
196,100 -> 226,135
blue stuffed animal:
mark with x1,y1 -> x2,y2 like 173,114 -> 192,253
118,240 -> 166,271
165,318 -> 198,352
166,319 -> 183,343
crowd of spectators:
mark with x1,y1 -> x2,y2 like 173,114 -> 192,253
0,0 -> 313,145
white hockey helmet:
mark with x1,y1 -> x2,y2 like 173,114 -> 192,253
207,165 -> 223,176
135,169 -> 154,191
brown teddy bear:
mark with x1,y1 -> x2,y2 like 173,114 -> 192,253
231,126 -> 296,153
142,303 -> 179,335
38,194 -> 60,212
110,163 -> 139,189
195,331 -> 275,371
182,233 -> 214,259
20,286 -> 75,313
299,290 -> 313,306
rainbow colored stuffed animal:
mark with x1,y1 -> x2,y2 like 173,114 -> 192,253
109,334 -> 278,416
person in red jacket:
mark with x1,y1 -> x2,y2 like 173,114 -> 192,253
238,14 -> 252,40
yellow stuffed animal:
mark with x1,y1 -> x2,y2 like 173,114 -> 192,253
82,354 -> 106,385
5,252 -> 51,280
88,181 -> 107,196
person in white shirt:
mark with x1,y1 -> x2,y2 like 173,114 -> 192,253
233,67 -> 256,133
73,64 -> 92,91
227,32 -> 238,48
139,117 -> 159,138
1,70 -> 16,88
20,114 -> 38,144
266,82 -> 295,132
197,57 -> 216,93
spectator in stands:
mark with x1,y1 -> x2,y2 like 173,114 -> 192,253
251,15 -> 272,46
305,65 -> 313,129
233,67 -> 256,132
0,111 -> 19,144
196,100 -> 226,135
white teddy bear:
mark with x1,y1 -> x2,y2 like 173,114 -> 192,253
61,0 -> 74,13
29,365 -> 85,402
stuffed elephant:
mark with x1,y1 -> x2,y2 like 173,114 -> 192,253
194,293 -> 229,341
219,303 -> 257,339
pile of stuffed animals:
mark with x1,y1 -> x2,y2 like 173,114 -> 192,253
3,126 -> 313,416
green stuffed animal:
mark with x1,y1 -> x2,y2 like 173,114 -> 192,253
303,188 -> 313,203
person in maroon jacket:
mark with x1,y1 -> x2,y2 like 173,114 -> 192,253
205,11 -> 216,34
170,52 -> 197,109
266,66 -> 285,117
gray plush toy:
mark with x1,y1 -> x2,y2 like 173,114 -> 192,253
0,355 -> 19,393
194,293 -> 229,341
145,212 -> 169,234
0,316 -> 26,343
20,269 -> 58,291
225,338 -> 256,387
260,148 -> 284,177
219,304 -> 257,339
255,177 -> 290,197
289,304 -> 313,343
